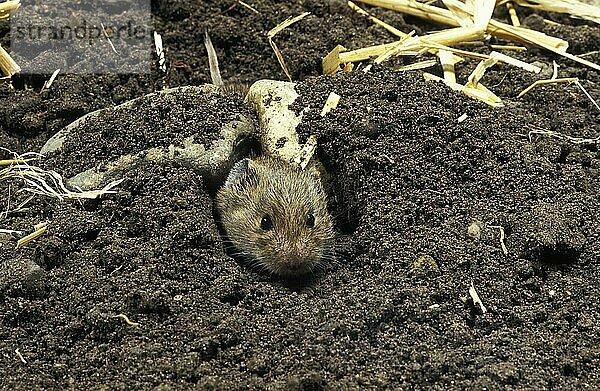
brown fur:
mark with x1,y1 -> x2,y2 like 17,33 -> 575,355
216,157 -> 335,276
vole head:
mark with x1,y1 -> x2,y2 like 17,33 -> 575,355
216,157 -> 335,277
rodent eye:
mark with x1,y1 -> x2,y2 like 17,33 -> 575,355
306,213 -> 316,228
260,214 -> 274,231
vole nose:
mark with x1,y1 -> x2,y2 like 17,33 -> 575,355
280,243 -> 309,269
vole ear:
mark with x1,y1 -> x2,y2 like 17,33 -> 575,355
225,158 -> 259,189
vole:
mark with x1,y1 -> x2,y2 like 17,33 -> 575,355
206,31 -> 335,276
215,157 -> 335,276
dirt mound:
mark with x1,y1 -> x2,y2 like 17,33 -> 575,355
1,0 -> 600,389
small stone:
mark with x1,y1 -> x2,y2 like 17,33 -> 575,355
467,221 -> 482,239
411,254 -> 440,277
0,258 -> 46,296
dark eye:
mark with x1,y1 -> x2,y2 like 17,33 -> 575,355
306,213 -> 315,228
260,214 -> 274,231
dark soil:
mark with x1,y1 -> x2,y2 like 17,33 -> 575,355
1,0 -> 600,389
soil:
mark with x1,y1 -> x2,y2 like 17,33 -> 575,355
1,0 -> 600,389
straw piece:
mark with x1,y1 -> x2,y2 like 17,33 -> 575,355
269,41 -> 291,81
543,18 -> 561,26
0,229 -> 22,235
320,92 -> 341,116
395,59 -> 438,71
457,113 -> 468,122
356,0 -> 460,27
517,77 -> 578,97
467,57 -> 498,87
527,126 -> 599,145
337,41 -> 399,64
267,12 -> 311,82
512,0 -> 600,25
204,31 -> 223,86
238,0 -> 259,14
0,0 -> 20,20
154,31 -> 166,73
506,2 -> 521,27
421,42 -> 488,60
0,158 -> 36,166
473,0 -> 496,31
267,12 -> 311,38
488,225 -> 509,256
16,222 -> 47,249
574,80 -> 600,112
424,72 -> 503,107
417,26 -> 486,49
359,0 -> 600,70
15,348 -> 26,364
443,0 -> 475,27
374,30 -> 416,64
323,45 -> 349,75
444,0 -> 569,50
469,282 -> 487,313
464,82 -> 503,106
491,20 -> 600,73
439,49 -> 457,84
489,44 -> 526,51
348,1 -> 409,38
42,69 -> 61,91
489,51 -> 541,73
0,44 -> 21,77
349,1 -> 466,63
112,314 -> 140,327
356,0 -> 569,50
336,26 -> 483,65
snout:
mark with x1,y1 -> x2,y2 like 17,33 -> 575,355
276,242 -> 316,275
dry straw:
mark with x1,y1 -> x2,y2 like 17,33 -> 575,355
0,149 -> 123,201
0,0 -> 21,77
0,45 -> 20,78
0,0 -> 20,20
506,0 -> 600,24
268,12 -> 311,81
323,0 -> 600,106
